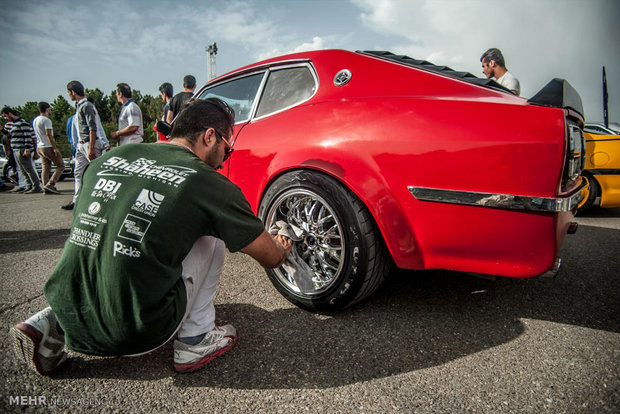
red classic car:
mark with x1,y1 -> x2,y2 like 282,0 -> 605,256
176,50 -> 585,311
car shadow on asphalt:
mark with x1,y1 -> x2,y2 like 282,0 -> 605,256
53,224 -> 619,388
0,230 -> 70,254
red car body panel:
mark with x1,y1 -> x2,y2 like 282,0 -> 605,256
200,50 -> 582,278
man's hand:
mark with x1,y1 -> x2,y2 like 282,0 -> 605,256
110,131 -> 119,140
274,234 -> 293,257
88,146 -> 97,160
241,230 -> 293,268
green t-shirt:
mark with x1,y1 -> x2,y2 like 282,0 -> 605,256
44,143 -> 265,355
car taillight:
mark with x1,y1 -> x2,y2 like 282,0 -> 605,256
561,118 -> 585,192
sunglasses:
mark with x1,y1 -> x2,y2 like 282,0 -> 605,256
214,129 -> 234,161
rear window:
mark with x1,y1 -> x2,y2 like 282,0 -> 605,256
255,66 -> 316,118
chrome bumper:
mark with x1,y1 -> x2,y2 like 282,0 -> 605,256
408,185 -> 584,213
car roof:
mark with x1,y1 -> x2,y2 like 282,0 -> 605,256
207,49 -> 512,95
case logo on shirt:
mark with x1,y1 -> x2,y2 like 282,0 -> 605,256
131,189 -> 164,217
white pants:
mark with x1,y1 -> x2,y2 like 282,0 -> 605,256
73,140 -> 102,203
128,236 -> 225,356
178,236 -> 225,338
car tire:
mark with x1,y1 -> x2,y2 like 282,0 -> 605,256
577,172 -> 599,213
258,171 -> 391,312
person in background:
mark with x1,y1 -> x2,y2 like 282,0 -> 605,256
155,82 -> 174,142
86,97 -> 110,151
66,114 -> 76,157
110,83 -> 143,145
480,48 -> 520,96
159,82 -> 173,123
63,80 -> 101,210
32,102 -> 65,194
166,75 -> 196,123
1,106 -> 41,193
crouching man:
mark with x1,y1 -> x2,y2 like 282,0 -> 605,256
11,98 -> 291,375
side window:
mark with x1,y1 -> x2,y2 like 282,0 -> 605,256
255,66 -> 316,118
199,72 -> 265,123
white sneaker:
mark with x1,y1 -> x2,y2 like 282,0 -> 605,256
10,307 -> 67,376
173,325 -> 237,373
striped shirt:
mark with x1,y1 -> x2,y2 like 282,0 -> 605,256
7,118 -> 36,151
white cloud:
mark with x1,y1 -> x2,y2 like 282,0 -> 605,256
256,36 -> 328,61
352,0 -> 620,121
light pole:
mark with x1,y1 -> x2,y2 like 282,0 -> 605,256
206,42 -> 217,81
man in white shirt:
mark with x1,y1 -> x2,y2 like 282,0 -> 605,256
480,48 -> 520,96
32,102 -> 65,194
110,83 -> 143,145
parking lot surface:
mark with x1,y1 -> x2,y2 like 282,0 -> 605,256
1,180 -> 618,413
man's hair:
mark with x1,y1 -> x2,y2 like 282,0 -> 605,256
183,75 -> 196,89
170,98 -> 235,144
116,83 -> 132,99
38,102 -> 50,113
159,82 -> 173,98
1,106 -> 19,116
67,80 -> 85,96
480,48 -> 506,68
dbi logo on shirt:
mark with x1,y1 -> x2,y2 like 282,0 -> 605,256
131,189 -> 164,217
91,178 -> 122,201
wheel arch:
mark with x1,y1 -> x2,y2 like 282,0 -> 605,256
256,161 -> 424,271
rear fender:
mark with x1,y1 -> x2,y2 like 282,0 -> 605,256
258,149 -> 425,270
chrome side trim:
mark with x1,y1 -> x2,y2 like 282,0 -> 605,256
408,186 -> 584,212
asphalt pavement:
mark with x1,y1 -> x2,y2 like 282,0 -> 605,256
1,179 -> 618,413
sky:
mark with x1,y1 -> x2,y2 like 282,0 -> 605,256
1,0 -> 618,123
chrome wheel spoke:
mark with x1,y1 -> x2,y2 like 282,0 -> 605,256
266,189 -> 345,296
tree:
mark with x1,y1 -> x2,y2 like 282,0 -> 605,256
18,101 -> 40,123
50,95 -> 73,125
138,94 -> 163,143
85,88 -> 110,123
107,89 -> 122,123
50,95 -> 75,157
131,89 -> 143,104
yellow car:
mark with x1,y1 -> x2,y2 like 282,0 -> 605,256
578,123 -> 620,212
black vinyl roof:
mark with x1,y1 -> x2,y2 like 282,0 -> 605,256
361,50 -> 512,94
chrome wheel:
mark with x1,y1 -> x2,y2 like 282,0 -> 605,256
266,189 -> 345,296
